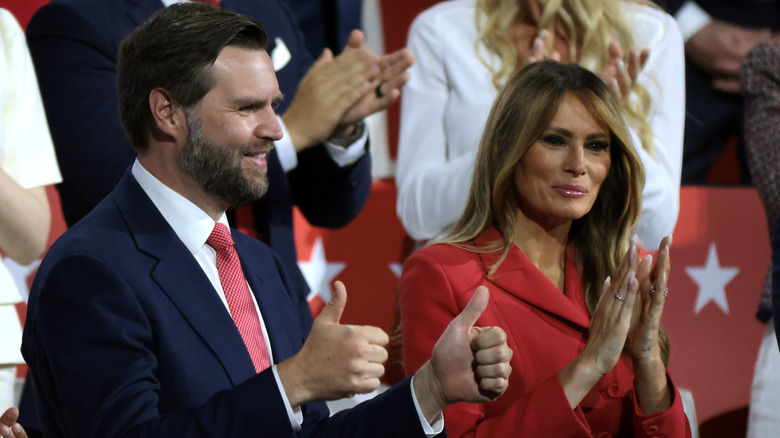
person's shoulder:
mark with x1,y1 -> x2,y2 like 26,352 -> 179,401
27,0 -> 149,39
412,0 -> 477,31
408,241 -> 479,267
622,1 -> 681,46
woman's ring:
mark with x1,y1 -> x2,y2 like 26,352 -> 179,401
375,83 -> 384,98
649,285 -> 655,294
664,287 -> 669,297
615,291 -> 624,301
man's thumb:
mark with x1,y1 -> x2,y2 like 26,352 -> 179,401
318,280 -> 347,324
454,286 -> 489,328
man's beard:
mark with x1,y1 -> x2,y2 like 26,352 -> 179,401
178,107 -> 269,208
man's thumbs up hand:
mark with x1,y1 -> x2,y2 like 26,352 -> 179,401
413,286 -> 512,423
278,281 -> 389,408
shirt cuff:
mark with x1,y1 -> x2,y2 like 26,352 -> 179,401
409,375 -> 445,437
272,365 -> 303,431
675,1 -> 712,42
324,126 -> 368,168
275,116 -> 298,172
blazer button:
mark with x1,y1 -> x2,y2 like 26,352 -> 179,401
606,383 -> 621,398
646,425 -> 659,434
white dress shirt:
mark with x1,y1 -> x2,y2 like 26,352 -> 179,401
395,0 -> 685,249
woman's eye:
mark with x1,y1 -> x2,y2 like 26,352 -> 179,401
543,135 -> 565,146
586,141 -> 610,152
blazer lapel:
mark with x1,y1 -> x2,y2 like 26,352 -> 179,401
234,237 -> 302,364
477,229 -> 591,330
113,173 -> 258,386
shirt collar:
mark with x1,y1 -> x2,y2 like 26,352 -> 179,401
131,159 -> 228,255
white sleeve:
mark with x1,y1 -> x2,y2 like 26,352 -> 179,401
632,7 -> 685,248
0,9 -> 62,189
674,1 -> 712,42
395,10 -> 475,241
275,116 -> 368,173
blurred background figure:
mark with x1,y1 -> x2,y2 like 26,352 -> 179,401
0,7 -> 60,411
654,0 -> 779,185
741,40 -> 780,438
279,0 -> 362,57
395,0 -> 684,251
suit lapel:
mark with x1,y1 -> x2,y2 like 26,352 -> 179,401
234,236 -> 302,364
477,229 -> 591,330
113,173 -> 258,386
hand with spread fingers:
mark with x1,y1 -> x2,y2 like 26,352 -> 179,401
526,30 -> 562,65
281,30 -> 382,151
0,408 -> 27,438
339,45 -> 414,128
559,239 -> 641,409
628,235 -> 674,414
599,41 -> 650,102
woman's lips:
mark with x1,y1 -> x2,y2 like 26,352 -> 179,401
553,185 -> 588,198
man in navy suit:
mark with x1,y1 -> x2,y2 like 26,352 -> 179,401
655,0 -> 779,184
21,5 -> 511,437
25,0 -> 412,294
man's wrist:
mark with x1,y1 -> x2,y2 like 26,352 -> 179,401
411,361 -> 447,424
328,121 -> 365,147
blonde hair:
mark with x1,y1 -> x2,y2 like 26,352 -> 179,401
475,0 -> 655,156
437,61 -> 670,362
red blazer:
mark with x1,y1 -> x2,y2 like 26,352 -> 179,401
401,228 -> 692,438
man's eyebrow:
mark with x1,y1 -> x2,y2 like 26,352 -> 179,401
233,93 -> 285,109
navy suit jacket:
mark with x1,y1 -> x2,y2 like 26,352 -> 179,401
21,171 -> 432,438
25,0 -> 372,292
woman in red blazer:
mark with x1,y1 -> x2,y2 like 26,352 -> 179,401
401,61 -> 692,437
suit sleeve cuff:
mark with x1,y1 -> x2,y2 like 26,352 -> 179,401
324,124 -> 368,167
272,364 -> 303,431
675,1 -> 712,42
409,375 -> 445,436
275,116 -> 298,173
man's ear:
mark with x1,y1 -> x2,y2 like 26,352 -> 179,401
149,88 -> 186,142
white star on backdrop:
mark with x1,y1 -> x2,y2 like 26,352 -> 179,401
685,243 -> 739,314
298,237 -> 346,303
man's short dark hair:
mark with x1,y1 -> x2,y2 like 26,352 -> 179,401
117,3 -> 268,152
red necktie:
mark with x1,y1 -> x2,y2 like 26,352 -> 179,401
208,223 -> 271,372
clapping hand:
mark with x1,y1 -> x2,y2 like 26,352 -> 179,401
628,236 -> 673,414
599,41 -> 650,102
559,238 -> 641,408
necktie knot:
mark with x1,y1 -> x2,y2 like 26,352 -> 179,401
207,223 -> 233,252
